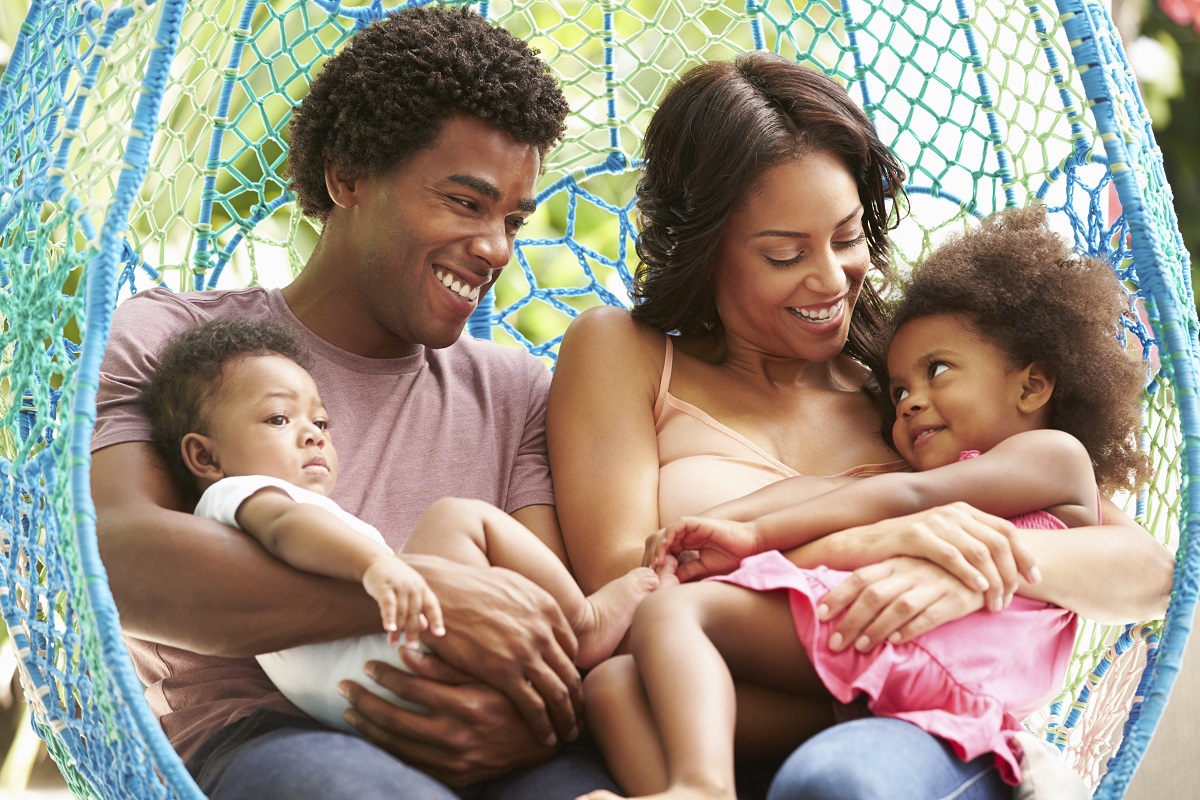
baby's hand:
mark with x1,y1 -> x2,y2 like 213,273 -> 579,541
362,556 -> 445,649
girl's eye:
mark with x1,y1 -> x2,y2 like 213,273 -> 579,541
930,362 -> 950,379
266,415 -> 287,426
892,387 -> 909,404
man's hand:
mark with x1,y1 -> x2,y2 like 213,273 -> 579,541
817,556 -> 986,652
340,651 -> 557,787
401,555 -> 583,746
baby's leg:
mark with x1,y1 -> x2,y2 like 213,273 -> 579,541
403,497 -> 661,667
578,581 -> 825,800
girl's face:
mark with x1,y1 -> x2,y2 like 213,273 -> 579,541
887,313 -> 1046,471
710,149 -> 870,363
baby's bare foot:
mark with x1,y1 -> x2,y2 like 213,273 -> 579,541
574,567 -> 659,669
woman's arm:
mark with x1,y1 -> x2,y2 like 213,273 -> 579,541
809,497 -> 1173,652
548,306 -> 667,593
660,430 -> 1087,606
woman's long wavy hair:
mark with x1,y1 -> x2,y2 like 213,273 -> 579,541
631,53 -> 906,370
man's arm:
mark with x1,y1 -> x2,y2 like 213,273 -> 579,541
93,442 -> 382,655
95,441 -> 582,751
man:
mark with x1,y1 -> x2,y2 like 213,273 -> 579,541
91,7 -> 617,799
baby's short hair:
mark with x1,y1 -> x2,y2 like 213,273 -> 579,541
144,318 -> 306,503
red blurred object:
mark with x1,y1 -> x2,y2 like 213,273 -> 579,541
1160,0 -> 1200,32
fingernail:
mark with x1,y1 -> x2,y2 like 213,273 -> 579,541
817,603 -> 830,621
989,596 -> 1002,613
855,635 -> 871,652
828,632 -> 843,651
1030,566 -> 1043,584
337,682 -> 351,699
364,663 -> 379,681
433,625 -> 446,636
888,632 -> 901,644
544,732 -> 558,747
568,726 -> 581,742
343,710 -> 360,728
975,576 -> 989,591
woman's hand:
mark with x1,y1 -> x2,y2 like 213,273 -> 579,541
817,556 -> 986,652
644,517 -> 762,581
792,503 -> 1039,612
340,651 -> 557,787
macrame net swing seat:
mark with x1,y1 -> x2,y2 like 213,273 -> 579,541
0,0 -> 1195,797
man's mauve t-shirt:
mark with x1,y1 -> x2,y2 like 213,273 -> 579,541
91,286 -> 555,762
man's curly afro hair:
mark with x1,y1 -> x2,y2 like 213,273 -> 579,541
885,205 -> 1150,494
144,318 -> 308,506
286,6 -> 569,222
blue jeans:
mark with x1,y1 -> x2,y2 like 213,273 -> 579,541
188,711 -> 620,800
765,718 -> 1009,800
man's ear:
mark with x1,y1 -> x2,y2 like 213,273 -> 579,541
1016,362 -> 1056,415
324,161 -> 361,210
181,433 -> 225,483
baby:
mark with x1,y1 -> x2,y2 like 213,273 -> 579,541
144,317 -> 669,731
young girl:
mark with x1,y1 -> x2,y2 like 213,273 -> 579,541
578,205 -> 1151,800
144,318 -> 669,733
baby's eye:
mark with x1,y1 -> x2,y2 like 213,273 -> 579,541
265,415 -> 287,426
313,419 -> 329,431
929,362 -> 950,379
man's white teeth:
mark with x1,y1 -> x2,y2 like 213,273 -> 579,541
436,269 -> 480,301
791,299 -> 842,322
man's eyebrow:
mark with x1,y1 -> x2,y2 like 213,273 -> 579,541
447,174 -> 537,214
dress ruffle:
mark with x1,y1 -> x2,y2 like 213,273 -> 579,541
711,550 -> 1077,785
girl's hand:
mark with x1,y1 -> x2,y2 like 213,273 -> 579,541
363,556 -> 446,648
644,517 -> 761,581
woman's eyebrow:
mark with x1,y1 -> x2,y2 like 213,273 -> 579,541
751,206 -> 864,239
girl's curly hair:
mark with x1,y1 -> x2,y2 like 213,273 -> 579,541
631,52 -> 906,370
887,205 -> 1150,494
286,6 -> 569,222
144,318 -> 308,505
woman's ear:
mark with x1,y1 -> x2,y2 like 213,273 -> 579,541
1016,362 -> 1056,415
181,433 -> 225,483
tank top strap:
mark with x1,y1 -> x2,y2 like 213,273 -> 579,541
653,335 -> 674,419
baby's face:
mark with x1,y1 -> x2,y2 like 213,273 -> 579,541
202,354 -> 338,495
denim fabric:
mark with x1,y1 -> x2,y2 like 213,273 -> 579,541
187,710 -> 620,800
767,718 -> 1009,800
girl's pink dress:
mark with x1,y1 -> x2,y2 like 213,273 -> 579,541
709,451 -> 1081,785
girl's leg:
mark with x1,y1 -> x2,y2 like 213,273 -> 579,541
580,581 -> 827,800
583,655 -> 835,798
583,655 -> 668,796
403,497 -> 660,667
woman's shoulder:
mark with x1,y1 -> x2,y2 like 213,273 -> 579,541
559,305 -> 667,369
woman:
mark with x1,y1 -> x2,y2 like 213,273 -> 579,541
547,53 -> 1172,799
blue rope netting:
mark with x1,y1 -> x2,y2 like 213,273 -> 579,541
0,0 -> 1195,797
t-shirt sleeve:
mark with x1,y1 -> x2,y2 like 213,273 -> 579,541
194,476 -> 304,529
503,356 -> 555,514
91,289 -> 203,453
